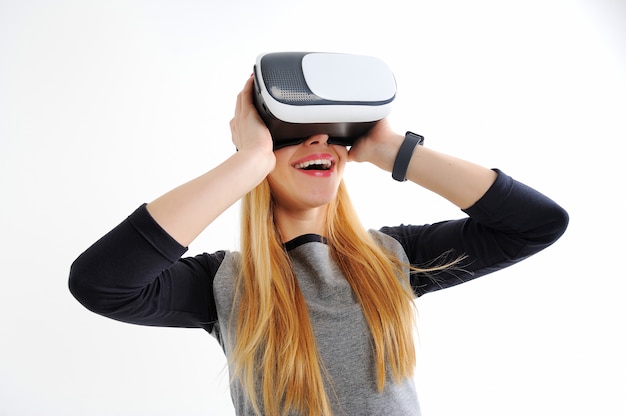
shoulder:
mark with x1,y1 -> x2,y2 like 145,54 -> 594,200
368,229 -> 410,263
212,250 -> 241,293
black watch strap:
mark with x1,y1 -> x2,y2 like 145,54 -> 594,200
392,131 -> 424,182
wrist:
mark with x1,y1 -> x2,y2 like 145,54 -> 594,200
236,145 -> 276,177
391,131 -> 425,182
365,132 -> 405,171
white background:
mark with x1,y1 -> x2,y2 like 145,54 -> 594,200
1,0 -> 625,415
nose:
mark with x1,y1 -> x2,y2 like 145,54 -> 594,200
304,134 -> 330,146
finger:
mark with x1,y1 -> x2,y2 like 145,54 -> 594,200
234,76 -> 253,116
240,76 -> 255,113
347,141 -> 362,163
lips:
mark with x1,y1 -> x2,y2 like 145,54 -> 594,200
292,153 -> 335,177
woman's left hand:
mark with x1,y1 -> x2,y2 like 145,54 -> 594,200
351,119 -> 498,209
348,119 -> 405,172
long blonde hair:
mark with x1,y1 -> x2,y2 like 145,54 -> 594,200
231,179 -> 418,416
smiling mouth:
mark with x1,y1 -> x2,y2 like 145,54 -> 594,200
293,159 -> 333,171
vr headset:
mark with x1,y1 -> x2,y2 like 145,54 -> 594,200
252,52 -> 396,149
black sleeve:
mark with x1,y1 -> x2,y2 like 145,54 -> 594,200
68,204 -> 225,332
380,170 -> 569,296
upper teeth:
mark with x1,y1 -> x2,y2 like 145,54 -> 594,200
294,159 -> 332,169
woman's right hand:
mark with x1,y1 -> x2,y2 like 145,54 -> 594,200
144,76 -> 276,247
230,76 -> 275,163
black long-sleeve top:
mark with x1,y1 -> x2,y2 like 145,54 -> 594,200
68,169 -> 568,415
69,170 -> 569,333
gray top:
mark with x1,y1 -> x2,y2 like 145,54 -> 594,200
213,231 -> 420,416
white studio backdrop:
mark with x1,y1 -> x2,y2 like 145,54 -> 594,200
1,0 -> 625,415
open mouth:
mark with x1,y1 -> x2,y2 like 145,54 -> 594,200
293,159 -> 333,171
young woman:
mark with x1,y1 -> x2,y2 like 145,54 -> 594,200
69,75 -> 568,415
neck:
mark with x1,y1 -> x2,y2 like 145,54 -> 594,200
273,205 -> 328,242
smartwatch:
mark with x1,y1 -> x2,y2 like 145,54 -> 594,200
392,131 -> 424,182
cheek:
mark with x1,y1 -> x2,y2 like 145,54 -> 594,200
266,171 -> 290,203
273,146 -> 295,165
335,151 -> 348,174
266,171 -> 282,193
267,149 -> 293,187
335,145 -> 348,162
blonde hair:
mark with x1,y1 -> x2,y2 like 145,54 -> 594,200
231,179 -> 418,416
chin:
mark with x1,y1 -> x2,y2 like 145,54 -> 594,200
305,192 -> 338,208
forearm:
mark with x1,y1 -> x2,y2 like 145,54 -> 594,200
362,129 -> 497,209
405,145 -> 497,209
147,146 -> 274,247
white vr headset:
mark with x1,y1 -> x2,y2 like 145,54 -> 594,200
253,52 -> 396,149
